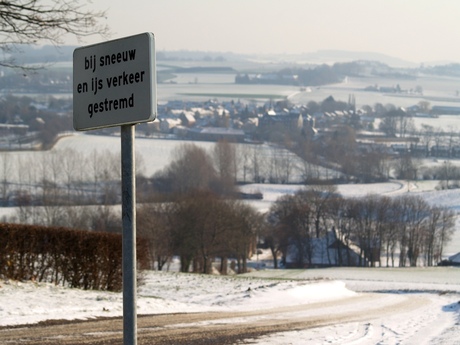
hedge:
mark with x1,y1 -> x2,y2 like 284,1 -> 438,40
0,223 -> 149,291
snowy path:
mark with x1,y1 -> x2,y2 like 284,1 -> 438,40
1,270 -> 459,344
252,294 -> 458,345
0,292 -> 454,344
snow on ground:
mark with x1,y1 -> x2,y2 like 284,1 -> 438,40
246,268 -> 460,345
1,135 -> 460,343
0,271 -> 355,327
1,268 -> 459,344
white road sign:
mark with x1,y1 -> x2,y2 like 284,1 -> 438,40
73,32 -> 157,131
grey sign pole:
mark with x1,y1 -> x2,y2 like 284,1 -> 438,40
121,124 -> 137,345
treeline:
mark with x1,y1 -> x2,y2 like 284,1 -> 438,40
267,187 -> 455,268
236,64 -> 341,86
2,149 -> 123,232
0,69 -> 72,94
145,141 -> 309,197
139,143 -> 262,273
171,66 -> 235,73
422,63 -> 460,77
0,223 -> 149,291
4,140 -> 455,272
137,190 -> 261,274
5,45 -> 75,64
235,61 -> 378,87
3,142 -> 306,228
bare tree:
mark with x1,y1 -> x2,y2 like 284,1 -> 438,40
418,100 -> 431,113
236,143 -> 252,183
269,191 -> 316,268
327,195 -> 356,266
250,144 -> 269,183
38,151 -> 65,226
418,124 -> 434,157
393,153 -> 420,181
61,148 -> 81,200
137,203 -> 174,270
424,206 -> 455,266
87,149 -> 120,204
213,140 -> 237,195
347,196 -> 378,267
0,0 -> 109,68
98,151 -> 120,205
0,152 -> 11,205
227,200 -> 261,273
446,125 -> 459,155
379,111 -> 398,137
381,201 -> 400,267
169,190 -> 225,273
438,160 -> 459,190
305,185 -> 337,238
15,155 -> 40,224
432,127 -> 445,155
397,195 -> 429,267
89,150 -> 102,202
397,112 -> 414,138
166,143 -> 217,194
262,219 -> 283,269
296,137 -> 325,183
268,145 -> 296,184
436,208 -> 456,263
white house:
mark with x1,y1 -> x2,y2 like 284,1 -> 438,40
285,231 -> 366,268
448,252 -> 460,266
159,118 -> 181,133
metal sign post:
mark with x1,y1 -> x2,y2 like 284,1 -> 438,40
121,124 -> 137,345
73,32 -> 156,345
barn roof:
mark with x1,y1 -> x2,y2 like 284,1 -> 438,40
449,252 -> 460,263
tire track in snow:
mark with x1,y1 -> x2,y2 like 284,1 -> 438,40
253,293 -> 457,345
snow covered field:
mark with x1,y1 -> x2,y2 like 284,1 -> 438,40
1,134 -> 460,343
1,268 -> 459,344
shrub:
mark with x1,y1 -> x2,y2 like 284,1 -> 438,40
0,223 -> 148,291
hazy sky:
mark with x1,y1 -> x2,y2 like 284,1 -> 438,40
75,0 -> 459,64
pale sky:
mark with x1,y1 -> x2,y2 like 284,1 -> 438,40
72,0 -> 460,64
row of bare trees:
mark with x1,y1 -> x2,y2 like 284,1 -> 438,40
267,187 -> 455,268
140,142 -> 262,273
2,149 -> 123,231
3,140 -> 301,228
149,141 -> 307,195
0,149 -> 122,204
137,191 -> 262,274
143,141 -> 455,272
